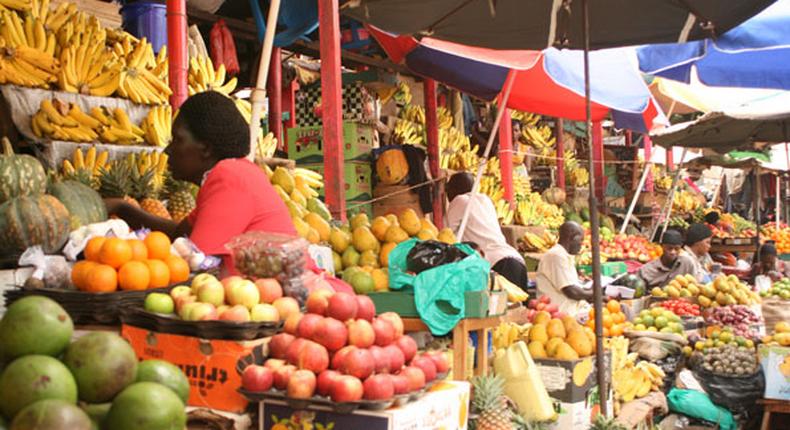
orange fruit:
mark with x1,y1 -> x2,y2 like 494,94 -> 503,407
128,239 -> 149,261
610,324 -> 624,337
99,237 -> 133,269
613,312 -> 625,324
606,300 -> 621,314
144,232 -> 171,260
84,264 -> 118,293
602,314 -> 613,329
145,259 -> 170,289
118,261 -> 151,291
71,260 -> 97,290
602,327 -> 611,337
165,255 -> 190,284
84,236 -> 106,262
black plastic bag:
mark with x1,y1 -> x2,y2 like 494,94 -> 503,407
406,240 -> 469,274
693,367 -> 765,416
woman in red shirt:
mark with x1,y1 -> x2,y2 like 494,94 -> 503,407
106,92 -> 296,271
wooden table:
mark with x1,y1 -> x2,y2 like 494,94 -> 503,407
759,399 -> 790,430
402,308 -> 524,381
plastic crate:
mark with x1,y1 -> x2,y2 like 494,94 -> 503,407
577,261 -> 628,277
121,2 -> 166,53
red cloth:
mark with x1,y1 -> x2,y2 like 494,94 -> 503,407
188,158 -> 296,273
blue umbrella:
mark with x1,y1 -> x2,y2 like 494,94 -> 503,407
638,0 -> 790,90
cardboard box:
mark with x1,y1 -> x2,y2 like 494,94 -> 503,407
759,344 -> 790,400
547,387 -> 612,430
296,82 -> 379,127
287,121 -> 376,164
535,352 -> 610,403
367,290 -> 506,318
259,381 -> 470,430
121,325 -> 265,413
302,161 -> 373,202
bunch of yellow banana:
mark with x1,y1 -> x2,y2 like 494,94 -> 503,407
520,231 -> 557,253
0,0 -> 33,12
569,167 -> 590,187
393,118 -> 425,145
493,322 -> 531,350
255,132 -> 277,159
126,150 -> 168,192
494,199 -> 514,225
672,190 -> 699,214
511,110 -> 541,127
0,12 -> 58,88
612,355 -> 665,402
141,105 -> 171,147
232,97 -> 271,154
44,2 -> 78,36
399,104 -> 425,125
437,106 -> 453,129
32,99 -> 147,144
438,127 -> 471,169
652,166 -> 673,190
446,148 -> 479,171
117,37 -> 171,105
187,55 -> 237,96
392,81 -> 412,105
293,167 -> 324,190
514,193 -> 564,228
57,40 -> 122,97
60,145 -> 108,188
513,174 -> 532,197
522,123 -> 555,149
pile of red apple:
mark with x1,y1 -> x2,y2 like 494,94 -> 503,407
241,288 -> 448,404
144,273 -> 301,323
526,295 -> 565,321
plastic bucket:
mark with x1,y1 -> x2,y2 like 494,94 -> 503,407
120,2 -> 167,53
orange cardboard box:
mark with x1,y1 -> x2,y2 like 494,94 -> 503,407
122,324 -> 265,413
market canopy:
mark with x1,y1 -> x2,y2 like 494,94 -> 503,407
368,27 -> 665,132
650,73 -> 785,114
638,0 -> 790,90
344,0 -> 775,50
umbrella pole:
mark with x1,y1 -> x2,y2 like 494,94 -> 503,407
620,159 -> 653,235
755,167 -> 762,260
777,174 -> 781,226
456,73 -> 516,240
581,0 -> 607,414
248,0 -> 282,160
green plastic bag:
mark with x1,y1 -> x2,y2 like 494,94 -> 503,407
667,388 -> 736,430
388,239 -> 490,335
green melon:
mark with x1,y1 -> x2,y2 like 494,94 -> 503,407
105,382 -> 186,430
0,296 -> 73,360
62,332 -> 138,404
10,399 -> 91,430
49,180 -> 107,229
0,194 -> 70,255
135,360 -> 190,404
0,355 -> 78,420
0,138 -> 47,205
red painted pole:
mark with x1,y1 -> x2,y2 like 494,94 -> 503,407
166,0 -> 188,109
318,0 -> 346,221
499,108 -> 514,205
267,47 -> 283,147
555,118 -> 565,191
282,80 -> 298,152
644,135 -> 654,193
592,121 -> 605,202
423,79 -> 444,227
666,146 -> 674,170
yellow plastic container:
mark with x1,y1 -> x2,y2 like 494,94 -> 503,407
493,341 -> 556,422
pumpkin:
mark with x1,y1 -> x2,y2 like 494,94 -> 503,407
0,194 -> 71,255
49,180 -> 108,229
376,149 -> 409,185
0,137 -> 47,204
541,187 -> 566,206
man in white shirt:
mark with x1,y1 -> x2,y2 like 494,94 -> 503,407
446,173 -> 528,291
535,221 -> 592,317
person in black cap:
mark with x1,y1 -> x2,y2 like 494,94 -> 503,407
638,230 -> 696,290
679,223 -> 715,282
751,243 -> 789,283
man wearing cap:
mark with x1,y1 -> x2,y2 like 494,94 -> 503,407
680,223 -> 715,282
638,230 -> 696,289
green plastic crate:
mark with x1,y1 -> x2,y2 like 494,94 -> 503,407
367,290 -> 498,318
287,121 -> 375,164
577,261 -> 628,277
301,162 -> 372,202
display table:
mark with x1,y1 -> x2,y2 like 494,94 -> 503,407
759,399 -> 790,430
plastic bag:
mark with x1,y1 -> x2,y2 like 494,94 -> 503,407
389,239 -> 490,335
226,232 -> 308,282
630,336 -> 682,361
406,240 -> 469,274
209,19 -> 239,76
692,367 -> 765,416
18,246 -> 71,289
667,388 -> 736,430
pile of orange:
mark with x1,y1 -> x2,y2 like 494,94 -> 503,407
71,231 -> 190,293
587,300 -> 629,337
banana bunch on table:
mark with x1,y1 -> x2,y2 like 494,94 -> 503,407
32,99 -> 145,145
493,322 -> 532,350
61,145 -> 108,189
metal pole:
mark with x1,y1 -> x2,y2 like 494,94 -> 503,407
166,0 -> 188,109
556,118 -> 566,190
424,79 -> 444,228
755,167 -> 762,260
248,0 -> 282,159
777,174 -> 781,226
457,73 -> 516,240
581,0 -> 607,414
267,47 -> 283,145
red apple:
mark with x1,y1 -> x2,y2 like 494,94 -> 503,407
536,303 -> 546,311
330,375 -> 363,403
197,282 -> 225,307
347,319 -> 375,348
175,295 -> 197,318
331,345 -> 356,370
273,297 -> 301,321
227,278 -> 260,308
545,303 -> 559,313
425,351 -> 449,374
297,340 -> 329,374
391,374 -> 409,395
400,366 -> 426,392
313,317 -> 348,351
218,305 -> 251,322
341,348 -> 374,380
355,295 -> 376,322
250,303 -> 280,322
287,369 -> 316,399
411,355 -> 437,382
283,313 -> 302,335
285,338 -> 308,365
384,344 -> 405,373
378,312 -> 404,339
264,359 -> 286,370
187,303 -> 217,321
242,365 -> 273,392
326,292 -> 358,322
306,288 -> 335,316
316,370 -> 342,397
170,286 -> 192,301
296,314 -> 324,340
539,295 -> 551,304
273,364 -> 296,390
372,318 -> 395,346
220,275 -> 243,297
368,345 -> 390,374
527,299 -> 538,309
255,278 -> 283,304
363,374 -> 395,400
268,333 -> 296,360
394,335 -> 418,362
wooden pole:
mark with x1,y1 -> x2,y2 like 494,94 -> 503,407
248,0 -> 281,160
556,118 -> 565,190
592,121 -> 605,201
644,136 -> 654,193
166,0 -> 188,109
424,79 -> 444,228
267,47 -> 283,145
318,0 -> 346,220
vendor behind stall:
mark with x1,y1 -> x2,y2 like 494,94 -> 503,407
105,92 -> 296,273
679,223 -> 714,282
535,221 -> 592,317
751,243 -> 789,283
638,230 -> 695,289
446,172 -> 528,290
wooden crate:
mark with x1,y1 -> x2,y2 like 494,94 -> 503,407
52,0 -> 121,28
372,183 -> 423,218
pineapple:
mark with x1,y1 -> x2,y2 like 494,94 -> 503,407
590,415 -> 626,430
166,177 -> 196,223
471,375 -> 514,430
132,165 -> 171,219
99,160 -> 139,208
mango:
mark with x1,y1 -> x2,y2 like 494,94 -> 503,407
527,341 -> 547,359
547,319 -> 566,340
545,338 -> 564,357
352,226 -> 379,253
371,217 -> 392,242
384,225 -> 409,243
304,213 -> 330,242
554,342 -> 579,360
528,324 -> 548,344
